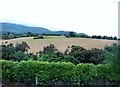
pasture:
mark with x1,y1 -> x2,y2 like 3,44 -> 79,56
1,36 -> 118,53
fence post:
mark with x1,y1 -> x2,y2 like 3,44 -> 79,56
77,74 -> 80,87
35,76 -> 38,87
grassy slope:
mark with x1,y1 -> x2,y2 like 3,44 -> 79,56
1,36 -> 118,53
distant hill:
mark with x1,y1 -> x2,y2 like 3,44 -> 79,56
1,23 -> 52,34
1,22 -> 86,36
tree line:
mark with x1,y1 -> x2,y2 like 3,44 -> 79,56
1,32 -> 118,40
1,32 -> 61,40
1,41 -> 119,65
66,32 -> 118,40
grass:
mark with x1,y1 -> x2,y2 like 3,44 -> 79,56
1,36 -> 118,53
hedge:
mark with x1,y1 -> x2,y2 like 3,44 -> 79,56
2,60 -> 18,82
1,60 -> 75,83
75,63 -> 96,83
95,64 -> 120,81
1,60 -> 120,84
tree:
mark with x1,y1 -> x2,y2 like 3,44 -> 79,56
11,51 -> 28,61
26,32 -> 33,37
69,45 -> 86,64
69,32 -> 76,37
83,48 -> 105,64
42,44 -> 58,54
104,43 -> 120,76
97,35 -> 102,39
113,36 -> 117,40
15,42 -> 30,52
1,43 -> 15,60
69,45 -> 105,64
1,42 -> 35,61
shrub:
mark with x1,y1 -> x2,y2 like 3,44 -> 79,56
1,60 -> 75,84
42,44 -> 58,54
1,42 -> 37,61
95,64 -> 120,81
75,63 -> 96,84
95,64 -> 109,79
83,48 -> 106,64
2,60 -> 18,82
33,35 -> 44,39
104,44 -> 120,81
1,60 -> 120,85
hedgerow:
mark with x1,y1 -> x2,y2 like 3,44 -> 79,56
75,63 -> 96,83
1,60 -> 75,83
1,60 -> 120,85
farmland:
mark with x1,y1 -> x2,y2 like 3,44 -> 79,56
1,36 -> 118,53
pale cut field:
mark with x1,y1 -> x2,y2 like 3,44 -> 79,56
1,36 -> 118,53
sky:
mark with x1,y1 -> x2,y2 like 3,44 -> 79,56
0,0 -> 119,36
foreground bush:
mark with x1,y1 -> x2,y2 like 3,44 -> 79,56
2,60 -> 18,82
1,60 -> 120,85
75,63 -> 96,84
1,60 -> 75,84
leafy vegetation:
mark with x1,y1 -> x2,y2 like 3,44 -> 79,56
1,39 -> 120,85
1,23 -> 119,85
38,44 -> 106,65
1,42 -> 117,65
2,32 -> 118,40
75,63 -> 96,83
103,44 -> 120,81
91,35 -> 117,40
33,35 -> 44,39
1,60 -> 120,85
64,32 -> 118,40
1,42 -> 37,61
1,60 -> 75,84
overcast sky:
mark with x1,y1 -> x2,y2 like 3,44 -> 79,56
0,0 -> 119,36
